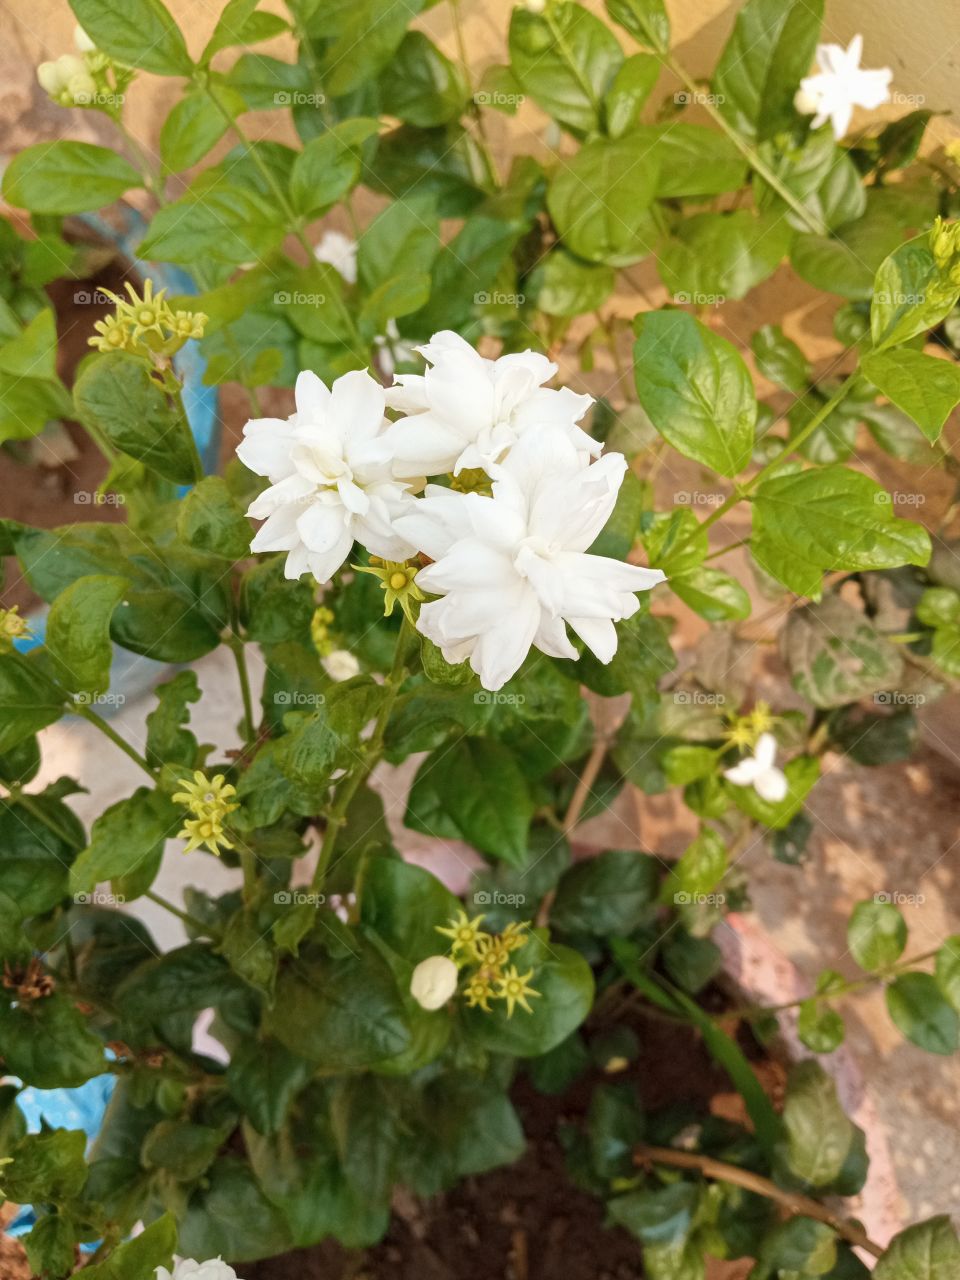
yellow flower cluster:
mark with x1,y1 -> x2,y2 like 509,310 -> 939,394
310,605 -> 336,657
172,770 -> 238,857
0,606 -> 30,653
723,699 -> 775,750
356,557 -> 425,623
436,911 -> 541,1017
89,280 -> 207,358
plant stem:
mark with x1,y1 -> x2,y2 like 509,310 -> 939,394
309,620 -> 414,894
75,703 -> 155,778
661,55 -> 829,237
227,631 -> 256,743
169,381 -> 207,482
4,789 -> 78,846
450,0 -> 499,188
634,1144 -> 884,1259
145,888 -> 220,939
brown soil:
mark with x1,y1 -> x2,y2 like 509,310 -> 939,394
248,1012 -> 780,1280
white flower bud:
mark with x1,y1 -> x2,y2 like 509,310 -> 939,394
37,61 -> 66,96
155,1259 -> 241,1280
74,24 -> 97,52
410,955 -> 459,1011
524,0 -> 548,11
793,86 -> 819,116
321,649 -> 361,682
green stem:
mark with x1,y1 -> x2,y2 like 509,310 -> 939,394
4,788 -> 78,846
75,703 -> 155,778
145,888 -> 221,939
450,0 -> 499,189
661,54 -> 829,238
227,632 -> 256,743
309,620 -> 415,894
169,380 -> 206,483
240,848 -> 259,904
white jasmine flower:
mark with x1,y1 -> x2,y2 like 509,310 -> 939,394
795,35 -> 892,139
410,955 -> 459,1010
314,230 -> 358,285
321,648 -> 361,682
394,430 -> 665,690
237,369 -> 416,583
37,54 -> 97,105
377,319 -> 417,378
723,733 -> 788,803
156,1259 -> 241,1280
384,329 -> 598,478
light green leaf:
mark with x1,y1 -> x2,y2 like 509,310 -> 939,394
160,88 -> 245,171
69,787 -> 180,896
781,1059 -> 854,1187
0,310 -> 59,381
871,234 -> 960,352
672,567 -> 752,621
604,0 -> 669,53
848,898 -> 907,970
46,574 -> 128,697
139,184 -> 286,267
633,310 -> 756,476
862,348 -> 960,443
3,142 -> 142,215
380,31 -> 465,127
290,119 -> 380,218
509,2 -> 623,134
751,323 -> 810,393
875,1216 -> 960,1280
604,52 -> 660,136
886,973 -> 960,1055
528,249 -> 615,317
780,596 -> 903,708
548,136 -> 659,265
0,654 -> 63,754
658,210 -> 793,302
69,0 -> 192,75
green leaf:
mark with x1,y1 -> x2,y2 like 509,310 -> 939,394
0,309 -> 59,381
69,0 -> 192,73
74,354 -> 201,485
290,119 -> 380,217
781,1060 -> 854,1187
463,932 -> 594,1058
357,193 -> 441,293
713,0 -> 824,140
380,31 -> 465,126
360,857 -> 460,962
751,324 -> 810,393
605,0 -> 669,53
200,0 -> 289,63
528,249 -> 615,317
638,123 -> 747,198
316,0 -> 427,98
405,737 -> 535,866
177,475 -> 252,559
142,1118 -> 225,1181
871,234 -> 960,352
548,136 -> 659,265
3,142 -> 142,215
509,2 -> 623,134
5,1128 -> 88,1203
753,1216 -> 836,1278
780,596 -> 903,708
0,994 -> 105,1088
791,211 -> 904,301
658,210 -> 793,302
797,999 -> 845,1053
0,653 -> 63,754
551,849 -> 659,935
875,1216 -> 960,1280
69,787 -> 180,897
633,310 -> 756,477
176,1159 -> 290,1263
848,898 -> 908,971
24,1214 -> 77,1280
0,795 -> 79,916
672,567 -> 751,622
264,941 -> 411,1070
587,1081 -> 645,1179
751,465 -> 931,599
227,1038 -> 313,1135
45,574 -> 127,698
934,936 -> 960,1012
886,973 -> 960,1055
604,52 -> 660,137
862,348 -> 960,443
330,1077 -> 399,1204
160,88 -> 244,171
609,1183 -> 700,1245
139,184 -> 286,267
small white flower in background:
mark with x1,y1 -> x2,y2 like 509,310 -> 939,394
313,229 -> 358,284
376,318 -> 418,378
237,368 -> 415,583
410,955 -> 459,1010
385,329 -> 598,478
394,429 -> 665,690
155,1259 -> 241,1280
794,34 -> 892,139
37,53 -> 97,105
321,648 -> 360,682
723,733 -> 788,803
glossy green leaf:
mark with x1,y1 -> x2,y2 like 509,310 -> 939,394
3,142 -> 142,215
69,0 -> 192,74
862,348 -> 960,443
45,574 -> 127,698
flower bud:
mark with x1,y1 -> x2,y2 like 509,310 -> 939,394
793,86 -> 819,116
410,955 -> 459,1010
74,24 -> 96,52
322,649 -> 360,682
37,61 -> 65,96
524,0 -> 547,10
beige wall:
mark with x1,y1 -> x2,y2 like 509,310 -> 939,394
3,0 -> 959,159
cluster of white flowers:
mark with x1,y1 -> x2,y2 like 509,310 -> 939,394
237,329 -> 665,690
156,1258 -> 241,1280
37,26 -> 99,106
794,34 -> 892,139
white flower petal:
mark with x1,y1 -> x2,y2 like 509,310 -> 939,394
329,368 -> 386,441
567,615 -> 618,665
755,767 -> 789,804
294,369 -> 331,423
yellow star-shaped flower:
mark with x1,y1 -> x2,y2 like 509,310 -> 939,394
436,910 -> 489,963
495,966 -> 540,1018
